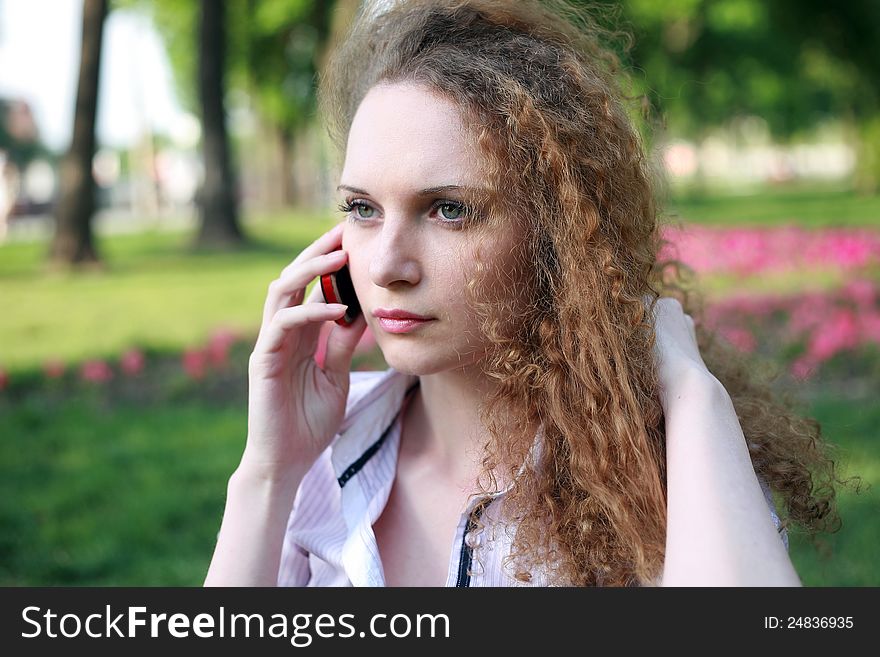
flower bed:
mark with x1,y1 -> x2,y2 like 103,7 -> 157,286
660,224 -> 880,275
703,278 -> 880,382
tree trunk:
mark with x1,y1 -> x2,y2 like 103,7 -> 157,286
194,0 -> 243,249
278,125 -> 295,206
48,0 -> 107,269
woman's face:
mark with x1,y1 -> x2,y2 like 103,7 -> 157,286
339,81 -> 524,376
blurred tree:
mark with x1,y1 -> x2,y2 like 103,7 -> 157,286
767,0 -> 880,192
194,0 -> 243,249
150,0 -> 348,209
583,0 -> 880,192
49,0 -> 108,268
0,100 -> 49,171
234,0 -> 324,206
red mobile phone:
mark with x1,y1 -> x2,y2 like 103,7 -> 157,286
319,254 -> 362,326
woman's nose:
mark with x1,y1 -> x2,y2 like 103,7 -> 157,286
367,216 -> 421,288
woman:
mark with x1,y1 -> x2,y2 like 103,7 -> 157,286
205,0 -> 847,587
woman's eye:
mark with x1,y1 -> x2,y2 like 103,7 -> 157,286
438,203 -> 463,221
338,199 -> 469,227
354,202 -> 374,219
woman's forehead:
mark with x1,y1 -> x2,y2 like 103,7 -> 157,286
342,83 -> 484,183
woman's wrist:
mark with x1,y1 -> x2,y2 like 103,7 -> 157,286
658,364 -> 719,410
205,451 -> 305,587
235,444 -> 311,489
229,455 -> 306,499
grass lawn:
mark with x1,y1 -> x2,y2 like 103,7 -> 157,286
0,212 -> 339,376
667,180 -> 880,228
0,391 -> 243,585
0,375 -> 874,586
784,392 -> 880,586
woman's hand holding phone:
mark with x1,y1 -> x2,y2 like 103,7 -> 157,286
242,223 -> 368,481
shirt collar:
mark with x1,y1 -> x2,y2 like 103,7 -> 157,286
330,367 -> 544,496
330,367 -> 419,484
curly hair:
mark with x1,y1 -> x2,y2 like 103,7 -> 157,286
317,0 -> 859,586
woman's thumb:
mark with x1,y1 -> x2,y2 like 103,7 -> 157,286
321,311 -> 370,379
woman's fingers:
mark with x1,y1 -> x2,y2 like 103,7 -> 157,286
292,281 -> 340,360
259,221 -> 344,323
282,223 -> 344,276
321,308 -> 368,386
255,303 -> 348,355
253,223 -> 351,368
262,250 -> 348,325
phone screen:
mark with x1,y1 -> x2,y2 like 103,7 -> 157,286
320,261 -> 362,326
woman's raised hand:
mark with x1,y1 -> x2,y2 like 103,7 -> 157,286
243,222 -> 368,479
643,295 -> 713,408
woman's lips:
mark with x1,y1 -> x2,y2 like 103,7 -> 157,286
376,317 -> 435,333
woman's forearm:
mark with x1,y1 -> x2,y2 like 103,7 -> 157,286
660,369 -> 802,586
203,461 -> 303,586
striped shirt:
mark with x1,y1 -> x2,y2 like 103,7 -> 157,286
276,367 -> 788,587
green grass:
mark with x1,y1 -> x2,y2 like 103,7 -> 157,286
0,381 -> 874,585
699,268 -> 850,301
0,212 -> 338,376
0,390 -> 245,585
785,394 -> 879,586
667,181 -> 880,228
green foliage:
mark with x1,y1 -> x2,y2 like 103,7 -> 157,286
143,0 -> 332,136
120,0 -> 199,111
233,0 -> 328,134
580,0 -> 880,140
0,100 -> 52,167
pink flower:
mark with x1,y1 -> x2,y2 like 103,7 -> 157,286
659,224 -> 880,275
120,349 -> 145,376
207,329 -> 237,367
789,356 -> 817,381
43,359 -> 65,379
719,326 -> 757,353
182,349 -> 208,379
0,368 -> 8,390
805,308 -> 859,362
80,360 -> 113,383
788,293 -> 829,334
843,279 -> 877,308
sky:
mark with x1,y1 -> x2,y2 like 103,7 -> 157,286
0,0 -> 193,153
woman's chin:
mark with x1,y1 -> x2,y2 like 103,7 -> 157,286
380,353 -> 441,376
379,347 -> 482,377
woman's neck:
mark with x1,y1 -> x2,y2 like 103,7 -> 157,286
398,368 -> 522,492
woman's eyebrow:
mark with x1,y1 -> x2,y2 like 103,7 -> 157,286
336,183 -> 485,196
